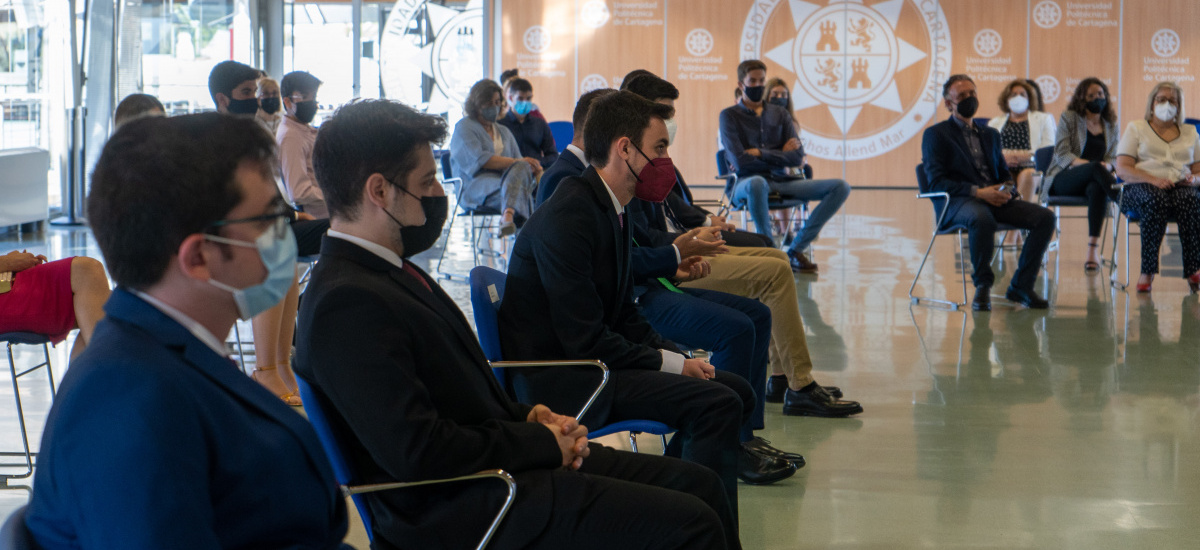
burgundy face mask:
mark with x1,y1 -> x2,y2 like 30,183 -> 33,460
625,142 -> 676,203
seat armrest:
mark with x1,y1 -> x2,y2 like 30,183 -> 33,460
489,360 -> 609,421
345,469 -> 516,550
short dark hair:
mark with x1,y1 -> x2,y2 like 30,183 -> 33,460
619,69 -> 656,90
499,68 -> 520,85
88,113 -> 276,289
737,60 -> 767,83
1068,77 -> 1116,123
506,77 -> 533,95
942,74 -> 975,98
281,71 -> 323,98
464,79 -> 503,120
113,93 -> 165,127
583,91 -> 674,168
208,60 -> 262,106
571,88 -> 617,139
313,99 -> 448,222
624,74 -> 679,102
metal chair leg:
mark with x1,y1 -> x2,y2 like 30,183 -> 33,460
910,227 -> 965,310
628,432 -> 639,453
2,340 -> 55,481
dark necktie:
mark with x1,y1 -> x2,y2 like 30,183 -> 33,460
618,212 -> 625,229
401,262 -> 433,293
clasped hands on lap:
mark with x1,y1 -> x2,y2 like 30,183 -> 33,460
975,184 -> 1018,207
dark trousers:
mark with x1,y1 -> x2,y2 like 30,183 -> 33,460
1121,183 -> 1200,276
638,285 -> 771,439
485,444 -> 738,550
290,218 -> 330,257
582,369 -> 752,522
944,197 -> 1056,290
1049,162 -> 1117,236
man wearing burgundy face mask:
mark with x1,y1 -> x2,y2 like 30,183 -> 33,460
502,91 -> 796,521
921,74 -> 1056,312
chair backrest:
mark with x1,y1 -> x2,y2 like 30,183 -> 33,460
294,376 -> 376,542
1186,117 -> 1200,136
439,152 -> 454,181
468,266 -> 507,365
1034,146 -> 1053,174
547,121 -> 573,154
0,506 -> 40,550
972,117 -> 990,128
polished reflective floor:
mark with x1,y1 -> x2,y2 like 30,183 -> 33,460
2,189 -> 1198,549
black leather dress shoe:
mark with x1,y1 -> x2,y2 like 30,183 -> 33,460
1005,286 -> 1049,309
783,384 -> 863,417
972,286 -> 991,312
765,375 -> 842,402
744,437 -> 805,468
737,447 -> 797,485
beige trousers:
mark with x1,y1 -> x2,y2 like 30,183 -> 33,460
679,246 -> 815,389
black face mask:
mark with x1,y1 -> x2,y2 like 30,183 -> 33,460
294,100 -> 319,124
259,97 -> 281,115
381,183 -> 449,258
768,97 -> 789,108
1085,98 -> 1107,114
227,97 -> 260,116
743,85 -> 766,103
955,96 -> 979,119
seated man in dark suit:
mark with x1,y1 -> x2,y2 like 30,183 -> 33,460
537,88 -> 614,206
543,87 -> 808,469
921,74 -> 1056,311
500,91 -> 801,520
27,113 -> 351,548
623,73 -> 773,249
295,98 -> 740,550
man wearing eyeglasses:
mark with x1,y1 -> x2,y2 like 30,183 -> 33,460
25,113 -> 351,548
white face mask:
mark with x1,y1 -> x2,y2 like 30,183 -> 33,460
664,118 -> 678,146
1154,101 -> 1178,123
1008,95 -> 1029,115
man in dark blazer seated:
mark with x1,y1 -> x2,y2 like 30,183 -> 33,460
623,73 -> 774,249
500,91 -> 798,518
539,87 -> 809,469
921,74 -> 1056,311
295,98 -> 741,550
26,114 -> 351,548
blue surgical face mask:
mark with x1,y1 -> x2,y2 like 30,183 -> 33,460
205,219 -> 297,320
512,100 -> 534,116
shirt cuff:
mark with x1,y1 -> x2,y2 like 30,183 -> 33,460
701,216 -> 713,227
670,244 -> 681,264
659,350 -> 685,374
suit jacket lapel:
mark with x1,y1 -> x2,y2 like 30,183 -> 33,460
581,167 -> 628,313
104,289 -> 338,490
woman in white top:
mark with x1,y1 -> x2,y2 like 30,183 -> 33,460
988,79 -> 1057,204
255,76 -> 283,135
1114,81 -> 1200,293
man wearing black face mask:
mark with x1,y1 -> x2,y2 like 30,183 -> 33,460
297,98 -> 740,550
921,74 -> 1056,311
208,60 -> 262,116
278,71 -> 326,218
719,59 -> 851,273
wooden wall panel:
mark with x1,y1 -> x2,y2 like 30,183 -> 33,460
489,0 -> 1200,190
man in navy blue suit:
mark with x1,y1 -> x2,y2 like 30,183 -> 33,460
26,113 -> 351,549
921,74 -> 1056,311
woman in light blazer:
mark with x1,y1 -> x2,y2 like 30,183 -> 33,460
988,79 -> 1057,204
449,79 -> 542,236
1044,77 -> 1120,271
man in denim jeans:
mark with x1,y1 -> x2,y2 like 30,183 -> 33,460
719,59 -> 851,273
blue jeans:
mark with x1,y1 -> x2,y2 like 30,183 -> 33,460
637,285 -> 771,442
732,175 -> 851,254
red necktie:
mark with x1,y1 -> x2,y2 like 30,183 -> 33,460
401,262 -> 432,292
618,213 -> 625,229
